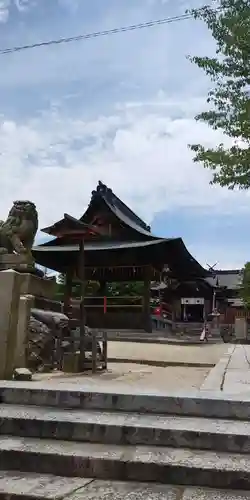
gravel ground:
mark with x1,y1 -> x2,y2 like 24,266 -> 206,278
34,362 -> 210,391
33,342 -> 228,392
98,363 -> 211,391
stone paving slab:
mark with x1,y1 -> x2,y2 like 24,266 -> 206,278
0,471 -> 92,499
200,346 -> 235,392
2,404 -> 250,453
182,487 -> 250,499
227,346 -> 250,371
224,370 -> 250,394
67,480 -> 180,499
0,475 -> 249,500
71,481 -> 250,499
200,345 -> 250,395
221,345 -> 250,394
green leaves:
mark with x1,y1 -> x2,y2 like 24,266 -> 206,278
189,0 -> 250,188
240,262 -> 250,309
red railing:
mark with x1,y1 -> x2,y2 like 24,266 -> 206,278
152,301 -> 172,321
69,296 -> 173,319
71,296 -> 144,312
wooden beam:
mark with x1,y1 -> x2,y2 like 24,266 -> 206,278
63,271 -> 72,316
78,240 -> 86,370
143,265 -> 152,333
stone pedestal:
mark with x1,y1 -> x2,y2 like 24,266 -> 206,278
15,294 -> 34,368
20,272 -> 56,299
235,317 -> 247,341
0,254 -> 34,272
62,352 -> 80,373
0,268 -> 57,379
0,270 -> 22,379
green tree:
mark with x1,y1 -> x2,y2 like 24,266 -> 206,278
106,282 -> 144,297
240,262 -> 250,308
54,273 -> 65,301
54,274 -> 100,300
54,275 -> 145,304
189,0 -> 250,188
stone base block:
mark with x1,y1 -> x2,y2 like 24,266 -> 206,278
0,254 -> 34,271
20,273 -> 56,299
62,352 -> 80,373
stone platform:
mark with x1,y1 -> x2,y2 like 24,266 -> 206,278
0,344 -> 250,497
0,378 -> 250,493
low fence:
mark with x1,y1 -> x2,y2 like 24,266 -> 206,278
33,295 -> 173,333
70,296 -> 173,330
30,296 -> 108,373
222,308 -> 250,325
71,295 -> 143,309
70,296 -> 144,330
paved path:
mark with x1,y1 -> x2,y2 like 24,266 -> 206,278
108,341 -> 228,366
201,344 -> 250,394
223,345 -> 250,394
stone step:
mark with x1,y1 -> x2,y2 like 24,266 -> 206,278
1,404 -> 250,454
0,474 -> 247,500
0,436 -> 249,490
1,382 -> 250,420
0,471 -> 92,500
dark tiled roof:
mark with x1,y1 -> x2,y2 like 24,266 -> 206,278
84,181 -> 155,238
41,213 -> 91,235
33,236 -> 209,278
206,269 -> 242,290
34,181 -> 209,278
33,238 -> 168,252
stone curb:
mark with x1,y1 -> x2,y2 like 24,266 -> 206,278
108,338 -> 223,345
107,358 -> 214,368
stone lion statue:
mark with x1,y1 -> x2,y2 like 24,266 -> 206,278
0,200 -> 38,258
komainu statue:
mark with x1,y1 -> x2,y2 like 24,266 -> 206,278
0,200 -> 38,259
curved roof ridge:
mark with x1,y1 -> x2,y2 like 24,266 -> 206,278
94,181 -> 151,231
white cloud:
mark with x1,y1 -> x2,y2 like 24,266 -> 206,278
0,0 -> 34,21
58,0 -> 79,14
0,0 -> 10,22
15,0 -> 30,11
0,95 -> 249,237
0,0 -> 247,269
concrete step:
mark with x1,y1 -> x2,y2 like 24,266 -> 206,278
0,436 -> 250,490
0,473 -> 247,500
1,382 -> 250,420
1,404 -> 250,454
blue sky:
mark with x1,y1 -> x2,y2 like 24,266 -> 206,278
0,0 -> 249,269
